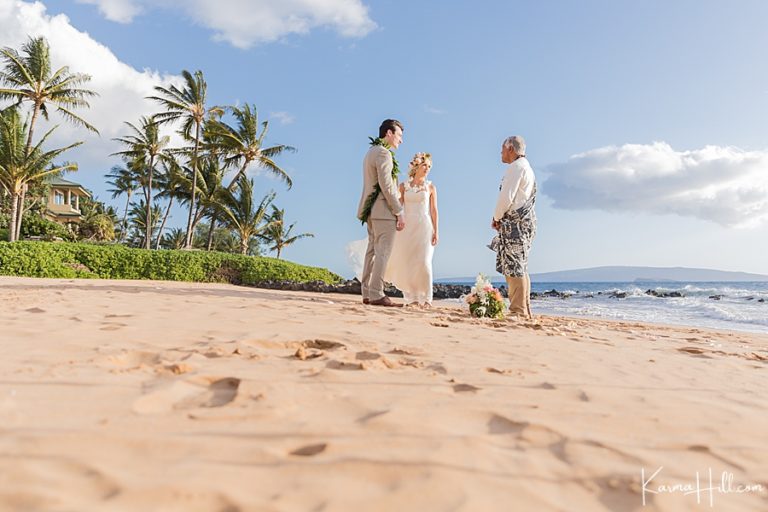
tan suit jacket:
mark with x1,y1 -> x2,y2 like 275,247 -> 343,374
357,145 -> 404,221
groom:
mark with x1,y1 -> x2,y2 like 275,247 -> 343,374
357,119 -> 405,307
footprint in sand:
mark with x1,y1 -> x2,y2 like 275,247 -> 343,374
326,360 -> 365,371
25,307 -> 46,314
106,350 -> 162,369
428,363 -> 447,374
453,383 -> 482,393
294,347 -> 324,360
487,414 -> 564,447
290,443 -> 327,457
486,367 -> 513,375
388,347 -> 424,356
355,351 -> 381,361
592,474 -> 644,510
133,377 -> 241,415
100,322 -> 127,331
488,414 -> 528,435
356,410 -> 389,424
6,458 -> 120,506
302,339 -> 346,350
677,346 -> 712,358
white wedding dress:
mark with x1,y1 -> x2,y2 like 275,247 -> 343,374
384,180 -> 435,304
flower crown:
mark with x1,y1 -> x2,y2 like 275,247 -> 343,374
408,152 -> 432,177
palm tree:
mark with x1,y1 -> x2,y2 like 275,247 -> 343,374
112,117 -> 170,249
0,107 -> 82,241
153,156 -> 186,249
192,156 -> 225,250
0,36 -> 98,154
126,199 -> 162,248
148,70 -> 222,248
0,37 -> 97,241
216,176 -> 276,255
161,227 -> 186,250
261,206 -> 314,259
105,163 -> 137,243
212,104 -> 295,191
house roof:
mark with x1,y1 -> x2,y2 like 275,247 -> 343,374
47,177 -> 92,197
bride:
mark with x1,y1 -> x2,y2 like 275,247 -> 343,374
384,152 -> 439,307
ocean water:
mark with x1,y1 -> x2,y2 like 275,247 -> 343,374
441,281 -> 768,334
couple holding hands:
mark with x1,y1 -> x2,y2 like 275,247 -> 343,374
357,119 -> 438,308
357,119 -> 536,318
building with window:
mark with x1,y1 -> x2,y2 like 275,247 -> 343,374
45,177 -> 91,224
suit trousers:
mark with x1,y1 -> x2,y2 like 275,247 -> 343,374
506,274 -> 532,319
361,218 -> 396,301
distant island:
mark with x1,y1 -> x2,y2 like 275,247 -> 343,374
438,266 -> 768,283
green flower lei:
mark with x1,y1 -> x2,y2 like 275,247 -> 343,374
358,137 -> 400,224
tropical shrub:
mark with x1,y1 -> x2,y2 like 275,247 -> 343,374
0,241 -> 341,284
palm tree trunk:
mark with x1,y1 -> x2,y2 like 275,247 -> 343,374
24,102 -> 42,157
14,102 -> 41,240
8,192 -> 19,242
145,155 -> 156,250
184,122 -> 202,248
120,192 -> 132,243
206,216 -> 217,251
155,196 -> 174,250
14,188 -> 25,241
241,236 -> 248,255
226,160 -> 250,191
187,204 -> 208,247
276,246 -> 282,259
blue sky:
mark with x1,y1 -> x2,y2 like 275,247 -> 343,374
3,0 -> 768,278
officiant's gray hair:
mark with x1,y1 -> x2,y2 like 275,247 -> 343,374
503,135 -> 526,156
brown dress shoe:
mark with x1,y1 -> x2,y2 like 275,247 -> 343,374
368,296 -> 402,307
362,298 -> 370,304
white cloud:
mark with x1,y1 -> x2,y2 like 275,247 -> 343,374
75,0 -> 140,23
345,238 -> 366,280
77,0 -> 377,48
270,111 -> 295,125
544,142 -> 768,228
423,105 -> 445,115
0,0 -> 180,177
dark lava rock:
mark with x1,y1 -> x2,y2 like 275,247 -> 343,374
248,278 -> 473,300
609,291 -> 627,299
532,289 -> 571,299
709,295 -> 722,301
645,289 -> 684,298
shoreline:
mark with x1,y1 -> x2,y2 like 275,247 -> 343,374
1,276 -> 767,511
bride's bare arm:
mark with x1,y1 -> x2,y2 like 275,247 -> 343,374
429,183 -> 439,246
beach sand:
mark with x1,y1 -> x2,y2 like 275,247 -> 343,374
0,276 -> 766,511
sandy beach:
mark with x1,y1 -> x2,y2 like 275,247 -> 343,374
1,276 -> 766,511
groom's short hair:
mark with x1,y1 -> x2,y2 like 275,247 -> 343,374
379,119 -> 403,138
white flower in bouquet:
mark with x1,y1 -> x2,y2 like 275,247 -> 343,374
465,273 -> 505,319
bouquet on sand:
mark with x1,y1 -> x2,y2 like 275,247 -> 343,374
464,274 -> 505,319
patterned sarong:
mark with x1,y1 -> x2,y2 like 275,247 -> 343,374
490,185 -> 537,277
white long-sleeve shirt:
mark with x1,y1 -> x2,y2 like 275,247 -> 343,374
493,157 -> 535,221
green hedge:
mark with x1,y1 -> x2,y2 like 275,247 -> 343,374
0,241 -> 342,285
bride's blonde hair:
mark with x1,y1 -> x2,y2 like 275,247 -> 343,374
408,152 -> 432,178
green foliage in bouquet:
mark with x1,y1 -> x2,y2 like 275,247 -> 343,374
465,273 -> 506,319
